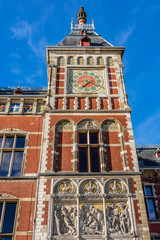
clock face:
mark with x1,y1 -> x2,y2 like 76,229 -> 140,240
68,69 -> 105,93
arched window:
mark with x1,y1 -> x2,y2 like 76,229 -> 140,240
87,56 -> 94,65
77,120 -> 100,172
57,56 -> 65,66
77,56 -> 84,65
67,56 -> 75,65
107,57 -> 114,66
97,57 -> 104,65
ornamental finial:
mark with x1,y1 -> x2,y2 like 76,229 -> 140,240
77,6 -> 87,24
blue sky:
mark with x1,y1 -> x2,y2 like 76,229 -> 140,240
0,0 -> 160,145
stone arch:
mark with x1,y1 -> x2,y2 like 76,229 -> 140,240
107,56 -> 114,67
67,56 -> 75,65
77,118 -> 100,130
79,178 -> 103,195
53,178 -> 77,195
97,57 -> 104,65
57,56 -> 65,66
101,118 -> 121,132
105,178 -> 129,195
77,56 -> 84,65
87,56 -> 94,65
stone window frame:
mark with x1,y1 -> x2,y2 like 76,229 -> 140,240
78,129 -> 101,172
143,183 -> 159,221
53,118 -> 128,173
0,197 -> 18,239
0,129 -> 28,177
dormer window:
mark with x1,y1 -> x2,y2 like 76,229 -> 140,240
154,148 -> 160,159
80,36 -> 91,46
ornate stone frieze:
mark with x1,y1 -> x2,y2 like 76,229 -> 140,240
78,119 -> 99,130
54,205 -> 77,236
79,179 -> 102,199
105,179 -> 128,199
102,120 -> 119,132
106,202 -> 131,236
57,121 -> 73,132
53,179 -> 77,199
80,204 -> 104,235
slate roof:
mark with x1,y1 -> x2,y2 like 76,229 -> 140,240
57,28 -> 113,47
136,146 -> 160,168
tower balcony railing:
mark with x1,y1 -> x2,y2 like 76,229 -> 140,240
71,19 -> 95,31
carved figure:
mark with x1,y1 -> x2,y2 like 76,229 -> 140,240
85,181 -> 96,193
54,206 -> 62,235
110,180 -> 121,193
61,206 -> 76,235
54,205 -> 77,235
80,205 -> 103,235
119,205 -> 129,234
112,208 -> 120,232
60,181 -> 71,193
84,212 -> 99,231
106,203 -> 130,235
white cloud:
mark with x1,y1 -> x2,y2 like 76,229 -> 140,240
115,25 -> 135,45
10,20 -> 46,60
134,111 -> 160,145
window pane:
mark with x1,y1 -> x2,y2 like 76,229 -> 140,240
0,152 -> 12,176
90,148 -> 100,172
2,203 -> 16,233
147,199 -> 156,219
16,137 -> 25,148
79,133 -> 87,144
4,137 -> 14,148
0,137 -> 3,147
11,152 -> 23,176
1,238 -> 12,240
79,148 -> 88,172
90,133 -> 98,144
145,186 -> 153,196
0,203 -> 3,219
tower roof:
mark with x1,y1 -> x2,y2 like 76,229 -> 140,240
57,7 -> 113,47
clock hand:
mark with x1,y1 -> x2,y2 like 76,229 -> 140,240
82,81 -> 91,87
90,80 -> 105,89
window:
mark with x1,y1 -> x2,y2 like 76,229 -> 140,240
78,131 -> 100,172
0,135 -> 25,176
144,185 -> 158,220
0,201 -> 17,239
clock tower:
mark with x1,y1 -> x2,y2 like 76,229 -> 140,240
34,7 -> 150,240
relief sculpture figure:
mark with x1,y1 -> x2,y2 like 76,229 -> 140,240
80,205 -> 103,235
106,203 -> 130,235
54,205 -> 77,235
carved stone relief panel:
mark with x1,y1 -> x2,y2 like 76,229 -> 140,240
105,179 -> 128,199
78,119 -> 99,130
80,203 -> 104,236
53,203 -> 77,238
79,179 -> 102,199
106,202 -> 131,237
53,179 -> 77,199
51,178 -> 134,240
